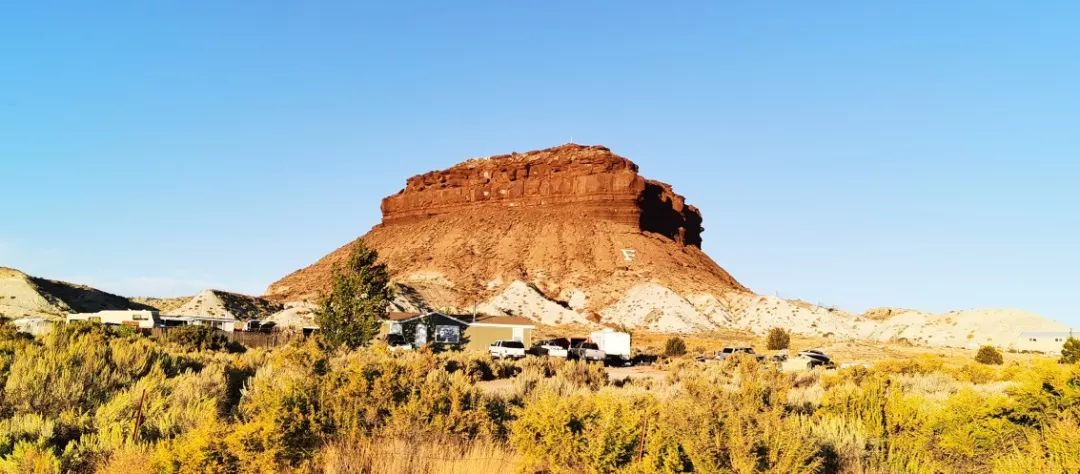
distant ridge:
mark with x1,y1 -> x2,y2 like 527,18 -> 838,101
0,267 -> 152,319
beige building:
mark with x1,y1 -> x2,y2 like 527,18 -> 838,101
67,310 -> 239,333
380,311 -> 534,351
1015,330 -> 1076,354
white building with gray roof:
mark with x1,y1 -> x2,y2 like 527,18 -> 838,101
1016,330 -> 1077,354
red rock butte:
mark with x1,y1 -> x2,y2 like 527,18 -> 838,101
267,144 -> 745,307
381,144 -> 705,247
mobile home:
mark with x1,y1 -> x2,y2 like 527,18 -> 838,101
380,311 -> 534,351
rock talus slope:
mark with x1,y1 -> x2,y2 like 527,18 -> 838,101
266,144 -> 1066,348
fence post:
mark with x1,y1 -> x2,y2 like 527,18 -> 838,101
637,416 -> 649,462
130,388 -> 147,444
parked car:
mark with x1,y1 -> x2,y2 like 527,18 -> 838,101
386,334 -> 413,351
489,340 -> 527,359
796,350 -> 836,369
699,346 -> 765,362
568,342 -> 606,362
529,338 -> 569,358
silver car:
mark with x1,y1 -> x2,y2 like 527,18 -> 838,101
568,342 -> 605,362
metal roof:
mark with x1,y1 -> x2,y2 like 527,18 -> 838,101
382,311 -> 534,327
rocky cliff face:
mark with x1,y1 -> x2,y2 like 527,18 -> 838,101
380,144 -> 703,246
267,144 -> 739,311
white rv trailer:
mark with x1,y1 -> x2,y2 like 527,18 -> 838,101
67,310 -> 160,329
590,329 -> 632,364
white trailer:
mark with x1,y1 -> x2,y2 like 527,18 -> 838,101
67,310 -> 160,329
590,329 -> 632,364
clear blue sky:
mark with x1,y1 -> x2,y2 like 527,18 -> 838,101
2,2 -> 1078,324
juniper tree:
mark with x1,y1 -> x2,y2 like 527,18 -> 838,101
766,327 -> 791,350
975,345 -> 1004,365
1060,337 -> 1080,364
316,239 -> 392,350
664,336 -> 687,357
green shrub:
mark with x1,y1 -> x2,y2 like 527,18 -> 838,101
766,327 -> 791,350
3,324 -> 169,415
165,326 -> 235,352
673,362 -> 824,474
663,337 -> 687,357
316,239 -> 392,350
511,392 -> 648,473
1059,337 -> 1080,364
0,441 -> 60,474
5,317 -> 1080,473
975,346 -> 1004,365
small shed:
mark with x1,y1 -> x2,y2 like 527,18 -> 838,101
380,311 -> 534,351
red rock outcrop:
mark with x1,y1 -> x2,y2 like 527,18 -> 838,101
380,144 -> 704,246
266,144 -> 743,306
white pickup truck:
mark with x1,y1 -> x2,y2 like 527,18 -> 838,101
568,342 -> 606,362
489,340 -> 527,359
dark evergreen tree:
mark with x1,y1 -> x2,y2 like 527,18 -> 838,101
1059,337 -> 1080,364
766,327 -> 791,350
316,239 -> 392,350
975,345 -> 1004,365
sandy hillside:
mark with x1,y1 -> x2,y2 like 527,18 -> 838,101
171,289 -> 282,321
0,267 -> 153,320
264,301 -> 319,329
130,296 -> 190,313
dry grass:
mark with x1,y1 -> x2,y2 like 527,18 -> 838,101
319,436 -> 519,474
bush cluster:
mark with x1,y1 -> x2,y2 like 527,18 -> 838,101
975,345 -> 1004,365
162,325 -> 238,352
663,337 -> 686,357
766,327 -> 791,350
2,321 -> 1080,473
1060,337 -> 1080,364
